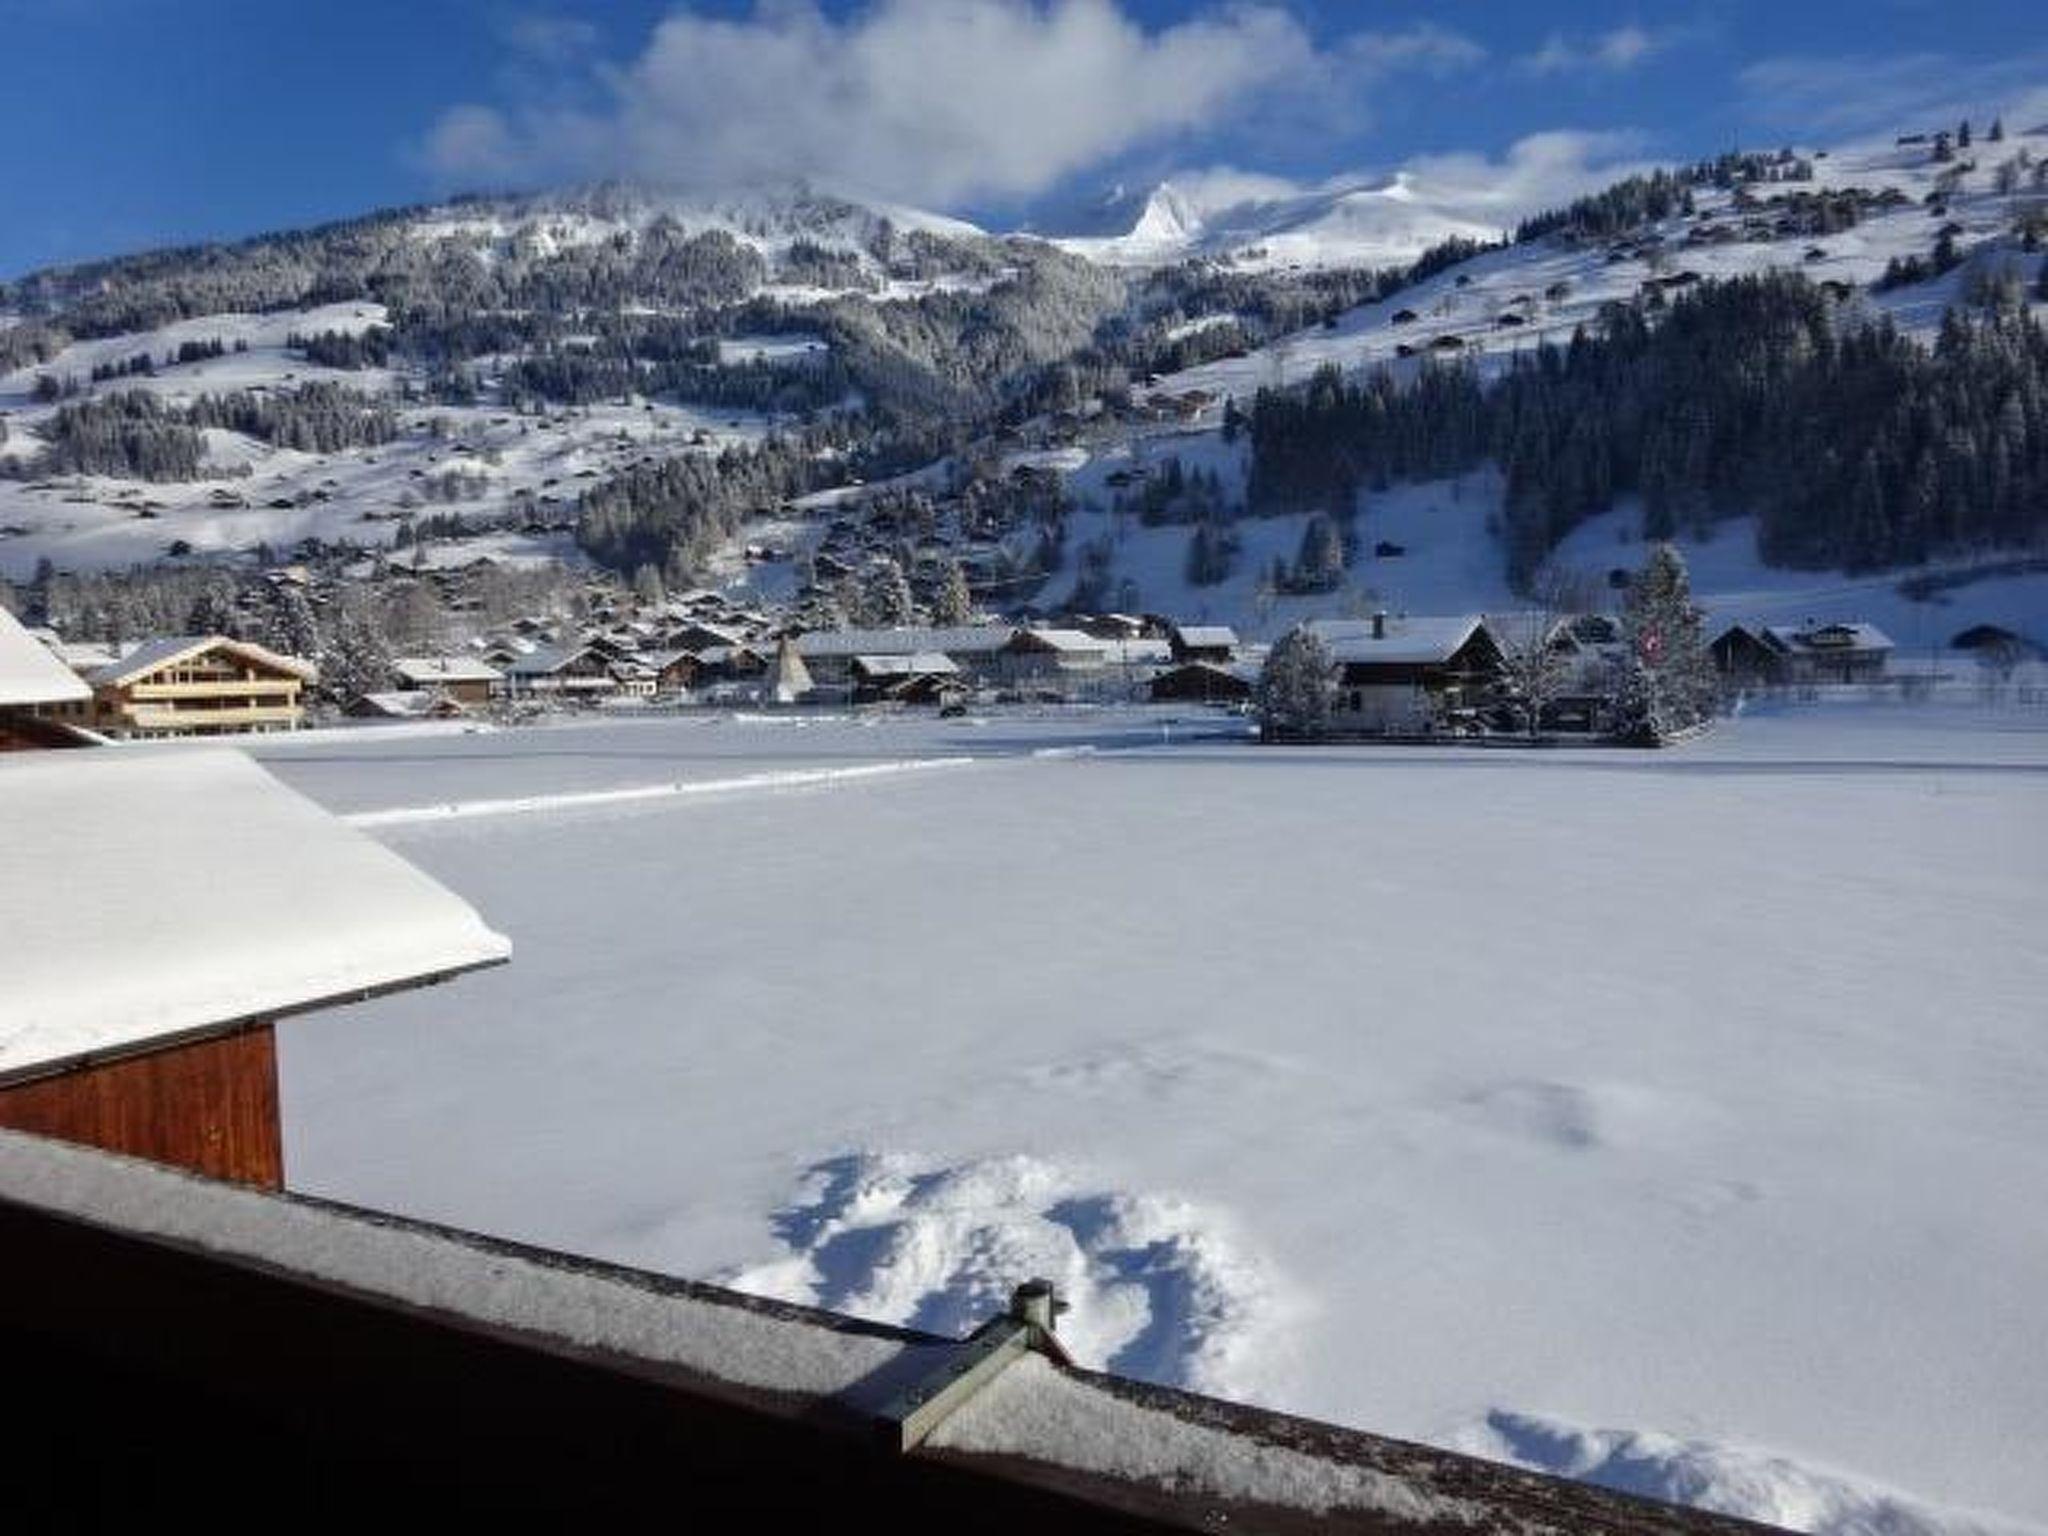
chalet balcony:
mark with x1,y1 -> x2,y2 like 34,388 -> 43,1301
124,703 -> 303,732
127,678 -> 303,700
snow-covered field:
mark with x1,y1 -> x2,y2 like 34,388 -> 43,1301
253,701 -> 2048,1535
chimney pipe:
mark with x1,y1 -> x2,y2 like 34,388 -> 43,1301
1372,611 -> 1387,640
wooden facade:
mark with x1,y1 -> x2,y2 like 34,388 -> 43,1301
76,637 -> 315,737
0,1026 -> 284,1188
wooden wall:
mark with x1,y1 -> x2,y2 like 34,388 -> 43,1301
0,1027 -> 283,1188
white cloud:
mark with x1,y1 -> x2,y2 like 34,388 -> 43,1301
1522,24 -> 1674,77
1399,129 -> 1655,224
420,1 -> 1485,205
1155,130 -> 1653,232
1737,50 -> 2048,136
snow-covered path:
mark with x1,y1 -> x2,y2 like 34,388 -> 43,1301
261,705 -> 2048,1535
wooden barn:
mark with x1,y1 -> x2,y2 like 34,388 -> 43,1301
0,749 -> 509,1188
392,655 -> 503,706
1149,662 -> 1252,704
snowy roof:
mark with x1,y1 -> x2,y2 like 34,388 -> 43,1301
798,625 -> 1019,659
1763,621 -> 1895,655
1013,628 -> 1107,654
394,656 -> 502,685
0,606 -> 90,706
1172,625 -> 1239,649
1308,616 -> 1490,665
0,749 -> 510,1084
852,653 -> 961,678
91,635 -> 318,687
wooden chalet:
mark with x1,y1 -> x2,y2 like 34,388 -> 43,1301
850,652 -> 961,704
1149,661 -> 1253,704
1167,623 -> 1238,664
392,655 -> 502,706
1711,621 -> 1893,687
797,625 -> 1019,686
78,635 -> 317,738
1308,614 -> 1504,733
0,749 -> 508,1189
1001,628 -> 1109,685
503,642 -> 622,700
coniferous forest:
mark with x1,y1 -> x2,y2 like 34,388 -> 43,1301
1245,272 -> 2048,583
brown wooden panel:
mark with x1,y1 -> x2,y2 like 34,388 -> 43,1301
0,1026 -> 282,1188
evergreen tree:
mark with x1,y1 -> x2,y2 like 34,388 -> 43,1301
1290,512 -> 1346,592
856,557 -> 917,627
932,559 -> 973,625
1256,625 -> 1338,741
1616,543 -> 1715,742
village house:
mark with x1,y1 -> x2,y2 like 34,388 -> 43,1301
73,635 -> 317,738
1000,628 -> 1109,688
1149,660 -> 1254,704
392,655 -> 502,706
1711,620 -> 1893,687
796,625 -> 1020,687
0,606 -> 96,751
1308,614 -> 1505,734
1167,623 -> 1239,665
501,643 -> 623,702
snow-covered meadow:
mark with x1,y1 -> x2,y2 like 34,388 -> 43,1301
253,701 -> 2048,1535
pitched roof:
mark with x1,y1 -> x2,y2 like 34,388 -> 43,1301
394,656 -> 502,685
852,653 -> 961,678
91,635 -> 318,687
1307,616 -> 1491,666
0,607 -> 90,706
0,749 -> 509,1084
1171,625 -> 1239,649
797,625 -> 1019,659
1763,622 -> 1894,654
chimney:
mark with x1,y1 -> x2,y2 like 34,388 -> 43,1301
1371,611 -> 1387,640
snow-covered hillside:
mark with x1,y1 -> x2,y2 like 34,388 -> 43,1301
250,702 -> 2048,1536
1053,171 -> 1501,269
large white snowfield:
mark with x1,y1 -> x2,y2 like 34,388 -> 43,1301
246,699 -> 2048,1536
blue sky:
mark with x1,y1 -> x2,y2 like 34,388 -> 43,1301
2,0 -> 2042,277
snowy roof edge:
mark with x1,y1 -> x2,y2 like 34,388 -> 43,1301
0,1131 -> 1779,1536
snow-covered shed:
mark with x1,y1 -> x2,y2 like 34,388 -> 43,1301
0,749 -> 509,1186
392,654 -> 503,705
0,605 -> 93,750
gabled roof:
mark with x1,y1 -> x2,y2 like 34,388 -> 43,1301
394,656 -> 502,685
1307,616 -> 1492,666
1764,621 -> 1894,655
0,749 -> 509,1085
1010,628 -> 1106,655
852,652 -> 961,678
1171,625 -> 1239,650
0,607 -> 90,706
798,625 -> 1019,659
91,635 -> 318,688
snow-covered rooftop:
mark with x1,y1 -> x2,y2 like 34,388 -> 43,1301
91,635 -> 318,687
0,605 -> 89,706
797,625 -> 1019,659
394,656 -> 503,685
1308,615 -> 1489,665
0,749 -> 509,1083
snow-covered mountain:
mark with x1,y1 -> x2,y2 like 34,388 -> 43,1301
1048,171 -> 1502,269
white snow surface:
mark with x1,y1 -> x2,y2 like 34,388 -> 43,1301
0,748 -> 510,1077
0,602 -> 88,704
256,703 -> 2048,1535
